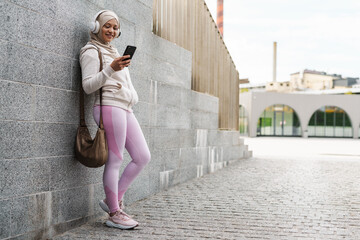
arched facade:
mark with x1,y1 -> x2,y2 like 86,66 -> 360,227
256,104 -> 301,136
308,106 -> 352,138
240,92 -> 360,138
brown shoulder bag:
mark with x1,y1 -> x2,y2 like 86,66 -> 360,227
75,47 -> 108,168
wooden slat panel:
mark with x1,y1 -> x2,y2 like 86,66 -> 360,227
152,0 -> 239,130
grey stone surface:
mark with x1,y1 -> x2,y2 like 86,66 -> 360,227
137,0 -> 153,8
34,122 -> 77,158
149,148 -> 180,172
208,130 -> 240,146
35,87 -> 78,123
71,60 -> 81,91
0,40 -> 11,80
129,75 -> 151,104
149,128 -> 180,150
54,146 -> 360,239
6,42 -> 73,89
191,91 -> 219,114
0,121 -> 36,160
51,186 -> 92,225
0,200 -> 11,239
8,0 -> 57,18
0,1 -> 19,43
156,82 -> 182,107
179,129 -> 197,148
132,101 -> 151,127
49,156 -> 103,191
139,53 -> 191,89
55,0 -> 92,26
135,31 -> 191,71
0,1 -> 250,239
112,18 -> 136,53
152,104 -> 191,129
110,0 -> 152,31
0,80 -> 35,121
11,193 -> 51,236
0,158 -> 50,199
191,111 -> 218,130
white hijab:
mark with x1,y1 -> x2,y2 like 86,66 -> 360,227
89,10 -> 120,58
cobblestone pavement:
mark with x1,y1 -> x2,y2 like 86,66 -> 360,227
55,138 -> 360,239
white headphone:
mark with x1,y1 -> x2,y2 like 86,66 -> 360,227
90,10 -> 121,37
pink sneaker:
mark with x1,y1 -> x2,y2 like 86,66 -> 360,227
105,210 -> 138,230
99,199 -> 125,213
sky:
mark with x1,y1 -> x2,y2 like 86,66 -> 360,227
204,0 -> 360,85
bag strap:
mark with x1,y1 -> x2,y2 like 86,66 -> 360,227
79,46 -> 104,129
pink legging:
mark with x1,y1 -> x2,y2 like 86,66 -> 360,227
93,105 -> 151,213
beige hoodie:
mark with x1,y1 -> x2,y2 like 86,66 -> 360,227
79,43 -> 138,112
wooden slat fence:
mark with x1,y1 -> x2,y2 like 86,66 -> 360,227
153,0 -> 239,130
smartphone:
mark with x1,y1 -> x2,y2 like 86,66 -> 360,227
123,45 -> 136,61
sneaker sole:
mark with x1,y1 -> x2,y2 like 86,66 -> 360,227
99,200 -> 110,213
105,220 -> 138,230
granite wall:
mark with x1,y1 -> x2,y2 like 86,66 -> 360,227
0,0 -> 250,239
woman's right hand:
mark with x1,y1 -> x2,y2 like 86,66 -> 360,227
110,55 -> 131,71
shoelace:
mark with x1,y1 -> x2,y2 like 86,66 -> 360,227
113,210 -> 131,221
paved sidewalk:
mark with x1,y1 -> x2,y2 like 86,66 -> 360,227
55,138 -> 360,239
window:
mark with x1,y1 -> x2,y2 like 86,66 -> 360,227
308,106 -> 352,138
257,104 -> 301,136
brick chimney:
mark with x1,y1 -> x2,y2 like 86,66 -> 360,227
217,0 -> 224,36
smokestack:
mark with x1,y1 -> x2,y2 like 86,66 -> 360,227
217,0 -> 224,36
273,41 -> 277,82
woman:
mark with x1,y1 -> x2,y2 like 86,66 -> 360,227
79,10 -> 151,230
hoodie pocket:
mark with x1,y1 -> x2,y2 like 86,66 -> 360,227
102,80 -> 122,94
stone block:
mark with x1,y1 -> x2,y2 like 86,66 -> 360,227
179,88 -> 193,110
129,75 -> 151,104
149,128 -> 180,150
73,23 -> 91,59
0,121 -> 35,160
156,82 -> 182,107
132,101 -> 151,127
0,199 -> 11,239
179,147 -> 208,168
112,19 -> 136,52
0,1 -> 19,42
0,40 -> 11,80
49,156 -> 103,191
208,130 -> 235,146
10,192 -> 51,236
110,0 -> 152,31
93,183 -> 107,215
51,186 -> 92,225
179,129 -> 197,148
34,122 -> 77,158
152,104 -> 191,129
191,111 -> 218,130
150,148 -> 180,172
139,53 -> 191,89
71,60 -> 81,92
35,87 -> 79,123
55,0 -> 92,26
0,158 -> 50,199
137,0 -> 153,8
191,91 -> 219,114
9,0 -> 57,18
173,166 -> 197,185
83,93 -> 96,125
6,42 -> 72,89
0,80 -> 35,121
